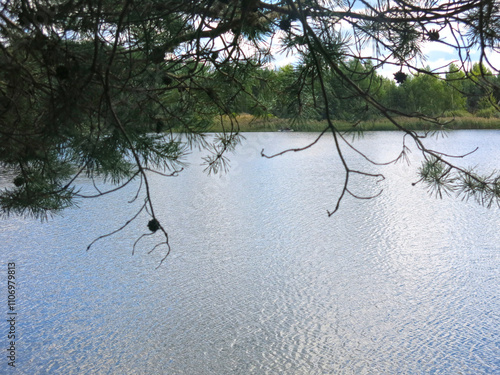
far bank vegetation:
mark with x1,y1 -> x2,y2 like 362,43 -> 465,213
206,61 -> 500,132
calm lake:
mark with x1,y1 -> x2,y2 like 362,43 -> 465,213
1,131 -> 499,374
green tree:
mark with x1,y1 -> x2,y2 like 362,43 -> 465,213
333,59 -> 385,121
462,63 -> 496,114
403,68 -> 448,115
269,65 -> 297,119
270,63 -> 320,121
443,64 -> 467,113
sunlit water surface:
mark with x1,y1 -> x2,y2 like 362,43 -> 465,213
1,131 -> 499,374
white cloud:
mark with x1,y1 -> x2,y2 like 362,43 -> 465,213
193,3 -> 500,77
267,52 -> 299,69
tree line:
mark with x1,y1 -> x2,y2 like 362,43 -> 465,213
2,0 -> 500,262
231,61 -> 500,122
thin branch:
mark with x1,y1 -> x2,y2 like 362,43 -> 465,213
86,201 -> 147,251
260,126 -> 329,158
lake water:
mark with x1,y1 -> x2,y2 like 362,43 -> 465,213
1,131 -> 499,374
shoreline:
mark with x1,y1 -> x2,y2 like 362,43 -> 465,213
207,114 -> 500,133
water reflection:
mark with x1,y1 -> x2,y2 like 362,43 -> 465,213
1,131 -> 499,374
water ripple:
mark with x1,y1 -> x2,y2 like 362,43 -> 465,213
1,131 -> 499,374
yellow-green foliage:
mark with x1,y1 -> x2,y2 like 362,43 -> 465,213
475,107 -> 499,118
208,114 -> 500,132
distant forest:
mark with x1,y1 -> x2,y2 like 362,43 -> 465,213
229,61 -> 500,123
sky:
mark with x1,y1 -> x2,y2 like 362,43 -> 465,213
269,29 -> 499,78
264,4 -> 500,79
194,1 -> 500,79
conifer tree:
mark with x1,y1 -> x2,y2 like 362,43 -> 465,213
1,0 -> 499,260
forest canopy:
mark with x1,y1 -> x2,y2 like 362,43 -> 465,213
1,0 -> 500,260
219,61 -> 500,123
